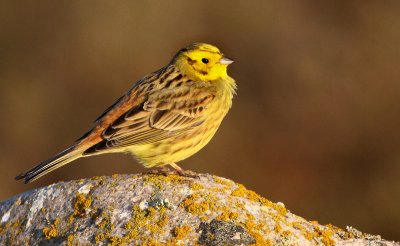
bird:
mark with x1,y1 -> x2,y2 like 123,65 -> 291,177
16,43 -> 236,183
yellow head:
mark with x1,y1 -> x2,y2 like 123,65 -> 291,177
173,43 -> 234,81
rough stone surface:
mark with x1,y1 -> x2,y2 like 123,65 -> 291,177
0,173 -> 398,245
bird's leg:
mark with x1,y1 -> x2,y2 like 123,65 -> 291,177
146,163 -> 199,177
169,163 -> 184,174
169,163 -> 199,178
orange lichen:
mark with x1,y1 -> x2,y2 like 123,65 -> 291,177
68,193 -> 93,224
216,211 -> 239,221
95,233 -> 107,244
274,222 -> 282,233
232,184 -> 271,205
317,227 -> 335,246
0,223 -> 7,235
191,183 -> 205,190
172,225 -> 192,240
231,184 -> 287,217
157,208 -> 169,228
293,221 -> 337,245
143,174 -> 186,189
67,234 -> 75,246
142,239 -> 167,246
247,230 -> 273,246
213,176 -> 233,187
73,193 -> 92,217
180,193 -> 216,215
42,219 -> 59,240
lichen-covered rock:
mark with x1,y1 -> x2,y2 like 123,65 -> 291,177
0,173 -> 398,245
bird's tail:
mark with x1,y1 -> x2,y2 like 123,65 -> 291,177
15,146 -> 83,183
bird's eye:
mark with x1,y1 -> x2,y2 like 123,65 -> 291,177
201,58 -> 209,64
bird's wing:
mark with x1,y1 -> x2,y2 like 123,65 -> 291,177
84,81 -> 216,153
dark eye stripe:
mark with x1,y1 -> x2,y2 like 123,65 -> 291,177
187,57 -> 196,65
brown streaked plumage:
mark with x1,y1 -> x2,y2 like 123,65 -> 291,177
16,43 -> 236,183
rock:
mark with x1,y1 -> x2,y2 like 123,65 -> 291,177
0,173 -> 398,245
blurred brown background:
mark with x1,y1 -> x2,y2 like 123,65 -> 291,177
1,0 -> 399,241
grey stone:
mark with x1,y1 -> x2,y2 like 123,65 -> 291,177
0,173 -> 398,245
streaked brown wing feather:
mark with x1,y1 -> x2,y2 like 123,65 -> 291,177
149,109 -> 205,131
85,79 -> 216,154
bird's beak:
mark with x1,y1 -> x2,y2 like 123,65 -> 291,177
219,57 -> 234,65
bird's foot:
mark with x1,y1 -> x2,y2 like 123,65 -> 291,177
146,166 -> 177,176
146,163 -> 199,178
177,169 -> 200,178
169,163 -> 199,178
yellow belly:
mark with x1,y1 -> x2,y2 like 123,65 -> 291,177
128,122 -> 221,168
129,81 -> 233,167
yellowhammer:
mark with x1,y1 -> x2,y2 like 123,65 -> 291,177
16,43 -> 236,183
